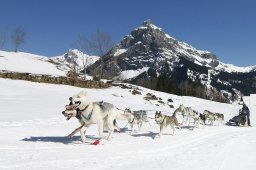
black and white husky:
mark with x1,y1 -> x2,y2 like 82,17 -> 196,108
191,111 -> 206,129
62,91 -> 123,142
123,108 -> 151,134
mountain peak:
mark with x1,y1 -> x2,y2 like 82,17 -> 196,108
141,19 -> 162,30
143,19 -> 153,26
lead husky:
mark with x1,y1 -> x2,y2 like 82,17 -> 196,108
63,91 -> 123,142
62,106 -> 119,139
155,110 -> 181,137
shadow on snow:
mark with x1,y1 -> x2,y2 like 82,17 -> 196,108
21,135 -> 98,144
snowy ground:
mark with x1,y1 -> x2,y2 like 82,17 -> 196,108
0,78 -> 256,170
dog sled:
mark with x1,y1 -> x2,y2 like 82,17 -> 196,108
226,114 -> 247,126
226,102 -> 251,127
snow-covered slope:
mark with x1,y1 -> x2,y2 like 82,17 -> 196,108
0,50 -> 66,76
51,49 -> 100,72
0,78 -> 255,170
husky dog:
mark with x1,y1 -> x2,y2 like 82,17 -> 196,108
215,113 -> 224,125
62,106 -> 119,139
155,111 -> 180,137
192,111 -> 206,129
176,104 -> 194,125
63,91 -> 123,142
203,110 -> 215,125
123,108 -> 151,134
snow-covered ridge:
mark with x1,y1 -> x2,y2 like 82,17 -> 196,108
177,37 -> 256,73
51,49 -> 100,72
216,61 -> 256,73
178,41 -> 211,55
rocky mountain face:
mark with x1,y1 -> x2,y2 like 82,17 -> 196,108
87,19 -> 256,102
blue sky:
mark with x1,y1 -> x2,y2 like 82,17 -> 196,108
0,0 -> 256,66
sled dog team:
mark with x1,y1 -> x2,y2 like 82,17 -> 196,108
62,91 -> 224,143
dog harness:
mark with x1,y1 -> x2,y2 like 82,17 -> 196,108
76,104 -> 93,121
81,111 -> 93,121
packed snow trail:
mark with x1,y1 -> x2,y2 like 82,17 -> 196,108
0,78 -> 255,170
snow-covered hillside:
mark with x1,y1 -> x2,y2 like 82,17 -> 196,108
0,49 -> 99,77
0,50 -> 66,76
0,78 -> 255,170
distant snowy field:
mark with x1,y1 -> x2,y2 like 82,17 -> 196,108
0,78 -> 256,170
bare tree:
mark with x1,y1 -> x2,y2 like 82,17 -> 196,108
88,30 -> 113,56
12,26 -> 26,52
76,35 -> 90,80
76,30 -> 113,79
0,31 -> 7,50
